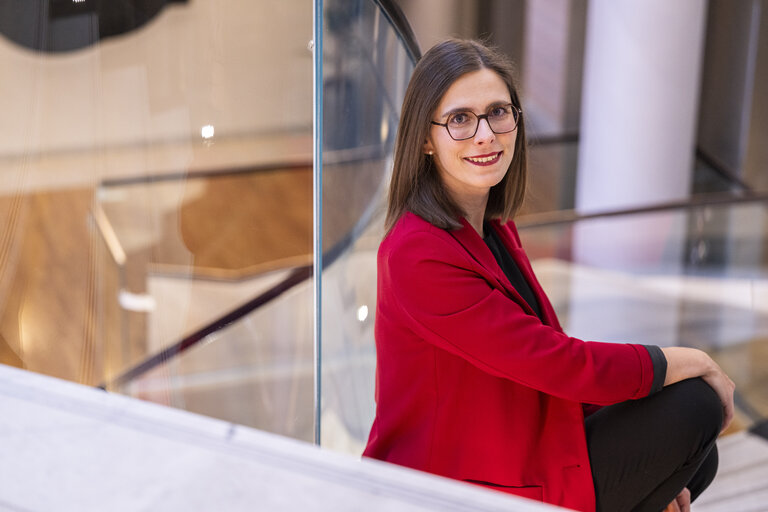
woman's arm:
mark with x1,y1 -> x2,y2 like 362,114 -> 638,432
382,229 -> 658,405
661,347 -> 735,432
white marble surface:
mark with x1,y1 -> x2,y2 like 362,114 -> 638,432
693,431 -> 768,511
0,364 -> 561,512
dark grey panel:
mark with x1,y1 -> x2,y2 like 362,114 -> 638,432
0,0 -> 187,53
744,1 -> 768,190
697,0 -> 761,178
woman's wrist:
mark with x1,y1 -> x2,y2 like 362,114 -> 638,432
661,347 -> 713,386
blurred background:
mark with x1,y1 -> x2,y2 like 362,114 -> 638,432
0,3 -> 765,504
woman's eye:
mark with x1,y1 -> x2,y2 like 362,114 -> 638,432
449,113 -> 471,126
489,106 -> 510,118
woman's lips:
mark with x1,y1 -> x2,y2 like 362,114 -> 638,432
464,151 -> 502,166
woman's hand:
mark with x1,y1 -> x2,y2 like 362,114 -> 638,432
701,359 -> 736,432
661,347 -> 736,432
663,487 -> 691,512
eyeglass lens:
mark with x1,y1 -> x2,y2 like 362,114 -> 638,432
446,105 -> 519,140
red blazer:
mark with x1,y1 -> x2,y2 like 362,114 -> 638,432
363,213 -> 657,512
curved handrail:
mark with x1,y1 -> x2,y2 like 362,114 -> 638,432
371,0 -> 422,62
101,185 -> 386,390
101,265 -> 312,389
517,190 -> 768,229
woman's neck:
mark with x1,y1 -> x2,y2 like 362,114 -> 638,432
461,195 -> 489,238
442,180 -> 489,237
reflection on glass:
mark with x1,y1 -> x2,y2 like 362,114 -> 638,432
201,125 -> 215,140
0,0 -> 315,441
521,140 -> 745,218
519,201 -> 768,429
122,280 -> 315,441
0,0 -> 188,52
319,0 -> 415,453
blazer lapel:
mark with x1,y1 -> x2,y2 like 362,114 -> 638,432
489,219 -> 562,329
448,218 -> 540,318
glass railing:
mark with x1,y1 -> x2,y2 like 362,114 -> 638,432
517,199 -> 768,431
0,1 -> 316,437
521,138 -> 751,218
318,0 -> 415,451
116,267 -> 317,441
90,0 -> 419,447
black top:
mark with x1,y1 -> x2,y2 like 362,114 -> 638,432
483,222 -> 542,318
483,222 -> 667,395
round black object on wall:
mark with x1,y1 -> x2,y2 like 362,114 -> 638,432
0,0 -> 188,53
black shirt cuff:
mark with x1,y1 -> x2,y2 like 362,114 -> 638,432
644,345 -> 667,396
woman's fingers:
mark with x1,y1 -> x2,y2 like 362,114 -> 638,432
703,367 -> 736,432
675,487 -> 691,512
722,375 -> 736,431
663,487 -> 691,512
660,347 -> 736,432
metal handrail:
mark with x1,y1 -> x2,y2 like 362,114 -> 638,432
517,190 -> 768,229
371,0 -> 422,62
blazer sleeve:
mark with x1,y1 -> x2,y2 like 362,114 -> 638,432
383,229 -> 656,405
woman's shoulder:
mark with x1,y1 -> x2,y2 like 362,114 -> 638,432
378,213 -> 480,287
386,212 -> 452,241
380,212 -> 459,259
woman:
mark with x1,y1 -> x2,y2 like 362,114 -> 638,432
363,39 -> 735,512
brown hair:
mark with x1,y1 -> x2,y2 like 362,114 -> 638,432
386,39 -> 528,232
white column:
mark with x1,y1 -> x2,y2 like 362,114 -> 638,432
569,1 -> 707,346
575,0 -> 708,213
573,0 -> 708,268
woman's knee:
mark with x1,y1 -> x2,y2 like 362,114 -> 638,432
671,377 -> 723,441
689,444 -> 719,501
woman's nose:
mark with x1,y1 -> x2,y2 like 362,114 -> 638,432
474,118 -> 495,143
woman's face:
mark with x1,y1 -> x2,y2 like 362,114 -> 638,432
424,68 -> 517,205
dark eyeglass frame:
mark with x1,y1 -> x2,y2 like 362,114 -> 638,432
430,104 -> 522,141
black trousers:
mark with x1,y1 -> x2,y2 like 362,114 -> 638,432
586,378 -> 723,512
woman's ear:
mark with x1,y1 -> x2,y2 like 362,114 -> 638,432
423,139 -> 435,156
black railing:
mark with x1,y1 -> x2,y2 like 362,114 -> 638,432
372,0 -> 421,62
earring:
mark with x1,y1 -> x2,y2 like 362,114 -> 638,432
427,151 -> 434,155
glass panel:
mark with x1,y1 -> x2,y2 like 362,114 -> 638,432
520,140 -> 743,219
319,0 -> 415,452
518,201 -> 768,428
0,1 -> 315,440
97,166 -> 313,382
523,140 -> 579,215
121,274 -> 315,441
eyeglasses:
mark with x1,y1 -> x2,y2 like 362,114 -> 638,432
431,103 -> 522,141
